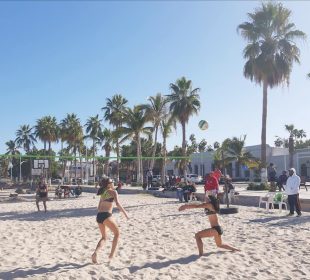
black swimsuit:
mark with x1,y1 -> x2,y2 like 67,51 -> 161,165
96,212 -> 112,223
204,209 -> 223,235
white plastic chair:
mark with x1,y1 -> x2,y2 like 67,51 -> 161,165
258,192 -> 275,212
272,193 -> 288,212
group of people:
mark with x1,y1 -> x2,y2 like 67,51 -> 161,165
92,176 -> 239,263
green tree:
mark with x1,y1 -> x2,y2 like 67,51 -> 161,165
34,116 -> 59,178
98,128 -> 115,176
238,2 -> 305,178
167,77 -> 200,175
119,106 -> 153,185
139,93 -> 168,171
15,124 -> 37,180
5,140 -> 20,179
85,115 -> 102,179
102,94 -> 128,180
60,114 -> 83,179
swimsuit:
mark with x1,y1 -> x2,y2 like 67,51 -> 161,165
100,190 -> 114,202
96,212 -> 112,223
212,225 -> 223,236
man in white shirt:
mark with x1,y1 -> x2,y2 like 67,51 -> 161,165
285,168 -> 302,217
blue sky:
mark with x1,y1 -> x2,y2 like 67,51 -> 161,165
0,1 -> 310,154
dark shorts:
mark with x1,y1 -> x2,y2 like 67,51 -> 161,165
212,225 -> 223,236
96,212 -> 112,224
39,192 -> 47,198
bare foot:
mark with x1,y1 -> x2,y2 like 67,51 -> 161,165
108,253 -> 114,260
92,252 -> 98,264
231,248 -> 241,252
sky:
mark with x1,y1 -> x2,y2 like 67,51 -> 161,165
0,1 -> 310,155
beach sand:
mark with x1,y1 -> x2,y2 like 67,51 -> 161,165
0,192 -> 309,280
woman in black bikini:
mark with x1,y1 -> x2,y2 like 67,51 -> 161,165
92,178 -> 129,263
36,179 -> 48,212
179,195 -> 239,256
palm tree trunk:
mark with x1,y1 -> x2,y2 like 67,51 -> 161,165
74,145 -> 77,179
93,139 -> 96,180
116,141 -> 120,181
48,141 -> 51,179
261,79 -> 268,182
150,125 -> 158,171
181,121 -> 187,176
105,149 -> 111,176
137,134 -> 143,185
289,136 -> 294,168
161,136 -> 167,185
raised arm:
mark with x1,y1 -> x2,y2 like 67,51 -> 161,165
179,202 -> 214,212
113,190 -> 129,219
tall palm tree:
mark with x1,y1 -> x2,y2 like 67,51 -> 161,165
98,128 -> 114,176
85,115 -> 102,179
120,106 -> 153,185
60,114 -> 83,180
139,93 -> 168,171
167,77 -> 200,175
160,115 -> 176,183
102,94 -> 128,180
34,116 -> 59,178
238,2 -> 305,178
15,125 -> 37,180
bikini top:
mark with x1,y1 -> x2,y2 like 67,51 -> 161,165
100,190 -> 114,202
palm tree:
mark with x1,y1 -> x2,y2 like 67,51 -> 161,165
85,115 -> 102,179
34,116 -> 59,178
160,115 -> 176,183
60,114 -> 83,180
120,106 -> 153,185
15,125 -> 37,180
5,140 -> 20,179
98,128 -> 114,176
222,135 -> 257,177
139,93 -> 168,171
285,124 -> 307,168
167,77 -> 200,175
238,2 -> 305,179
102,94 -> 128,181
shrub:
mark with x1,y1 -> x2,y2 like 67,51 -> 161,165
247,182 -> 269,191
15,187 -> 25,194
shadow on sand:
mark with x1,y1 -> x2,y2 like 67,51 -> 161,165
0,262 -> 90,280
0,206 -> 97,222
246,215 -> 310,226
127,251 -> 227,273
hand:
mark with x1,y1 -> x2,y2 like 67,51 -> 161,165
178,205 -> 187,211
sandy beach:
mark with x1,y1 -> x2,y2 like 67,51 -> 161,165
0,192 -> 309,280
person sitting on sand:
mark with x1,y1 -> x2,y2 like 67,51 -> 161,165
36,179 -> 48,212
92,177 -> 129,264
178,195 -> 239,256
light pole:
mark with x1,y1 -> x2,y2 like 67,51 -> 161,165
19,156 -> 26,183
8,161 -> 13,181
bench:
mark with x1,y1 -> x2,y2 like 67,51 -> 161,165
300,176 -> 308,191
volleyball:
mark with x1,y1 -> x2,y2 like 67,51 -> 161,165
198,120 -> 209,130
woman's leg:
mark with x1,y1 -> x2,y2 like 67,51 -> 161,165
195,228 -> 217,256
36,199 -> 40,211
92,223 -> 107,264
214,233 -> 240,251
43,199 -> 47,212
103,217 -> 120,259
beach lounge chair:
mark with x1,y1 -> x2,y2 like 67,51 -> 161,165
258,192 -> 275,212
272,192 -> 287,212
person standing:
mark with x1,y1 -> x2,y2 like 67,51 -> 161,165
268,163 -> 277,192
36,179 -> 48,212
278,171 -> 288,192
92,178 -> 129,263
285,168 -> 302,217
204,172 -> 219,198
147,169 -> 153,190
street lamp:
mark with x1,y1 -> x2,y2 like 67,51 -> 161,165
19,156 -> 26,183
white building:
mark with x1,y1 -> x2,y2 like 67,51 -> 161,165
166,145 -> 310,179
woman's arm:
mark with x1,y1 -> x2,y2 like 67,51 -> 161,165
113,191 -> 129,219
179,202 -> 214,212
